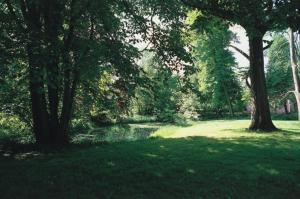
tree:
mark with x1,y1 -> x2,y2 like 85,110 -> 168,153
132,52 -> 182,122
289,30 -> 300,120
1,0 -> 190,147
188,13 -> 242,116
181,0 -> 299,131
1,0 -> 145,147
266,34 -> 293,112
4,0 -> 131,146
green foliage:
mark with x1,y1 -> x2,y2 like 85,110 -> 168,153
76,70 -> 129,126
266,33 -> 294,110
182,0 -> 298,35
0,112 -> 32,144
189,15 -> 243,115
70,118 -> 93,135
121,115 -> 157,124
0,0 -> 193,145
177,91 -> 201,120
1,0 -> 298,143
272,113 -> 298,121
0,59 -> 31,124
131,52 -> 201,123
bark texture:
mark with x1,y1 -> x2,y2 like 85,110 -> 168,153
248,34 -> 277,131
17,0 -> 79,148
289,29 -> 300,121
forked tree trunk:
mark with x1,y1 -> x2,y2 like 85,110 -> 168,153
288,29 -> 300,121
248,33 -> 277,131
27,31 -> 75,148
9,0 -> 77,148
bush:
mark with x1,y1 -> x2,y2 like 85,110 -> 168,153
177,92 -> 201,120
90,111 -> 117,126
0,112 -> 33,144
120,115 -> 157,124
272,113 -> 298,121
70,118 -> 93,135
156,108 -> 177,123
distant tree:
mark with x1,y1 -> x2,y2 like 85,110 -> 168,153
131,51 -> 202,121
266,34 -> 293,112
188,13 -> 243,116
132,52 -> 181,122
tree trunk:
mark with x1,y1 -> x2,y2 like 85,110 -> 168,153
45,12 -> 63,145
283,102 -> 289,114
27,38 -> 51,146
223,84 -> 234,117
289,29 -> 300,121
248,33 -> 277,131
59,68 -> 79,145
15,0 -> 75,148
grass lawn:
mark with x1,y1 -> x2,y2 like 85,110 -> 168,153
1,120 -> 300,198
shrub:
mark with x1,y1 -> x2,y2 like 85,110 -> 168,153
0,112 -> 33,144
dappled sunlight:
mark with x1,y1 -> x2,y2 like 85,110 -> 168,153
186,168 -> 196,174
256,164 -> 280,176
153,120 -> 300,141
106,161 -> 116,167
144,153 -> 159,158
207,147 -> 219,153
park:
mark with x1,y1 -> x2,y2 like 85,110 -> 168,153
0,0 -> 299,198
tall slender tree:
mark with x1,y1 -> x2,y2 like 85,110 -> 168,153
189,14 -> 242,116
266,34 -> 293,112
289,30 -> 300,120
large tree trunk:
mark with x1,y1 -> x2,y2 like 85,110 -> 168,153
289,29 -> 300,121
27,38 -> 51,146
44,1 -> 64,145
248,33 -> 277,131
10,0 -> 77,148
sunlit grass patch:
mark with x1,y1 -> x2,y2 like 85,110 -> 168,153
153,120 -> 300,140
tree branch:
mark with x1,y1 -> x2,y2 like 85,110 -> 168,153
229,44 -> 250,60
180,0 -> 237,22
263,40 -> 273,50
63,0 -> 77,50
280,91 -> 295,100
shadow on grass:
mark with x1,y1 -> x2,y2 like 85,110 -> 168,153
0,123 -> 161,156
1,130 -> 300,198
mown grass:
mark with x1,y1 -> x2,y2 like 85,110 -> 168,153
1,120 -> 300,199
